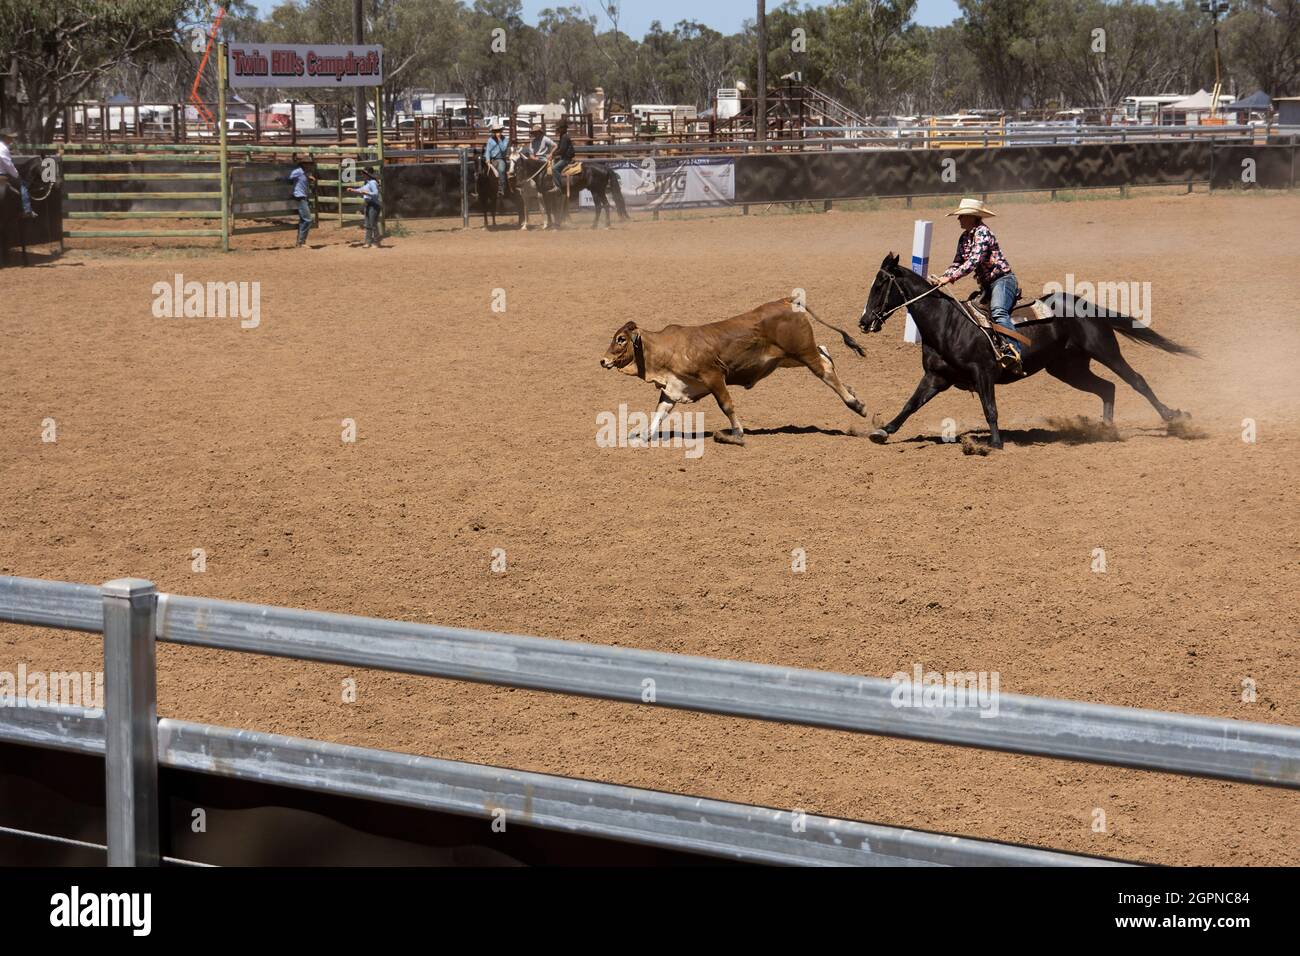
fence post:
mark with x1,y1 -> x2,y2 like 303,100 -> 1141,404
101,579 -> 159,867
652,146 -> 660,221
374,87 -> 385,240
218,42 -> 230,253
460,148 -> 470,228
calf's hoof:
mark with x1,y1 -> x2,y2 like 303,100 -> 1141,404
849,398 -> 867,417
714,429 -> 745,446
868,428 -> 890,444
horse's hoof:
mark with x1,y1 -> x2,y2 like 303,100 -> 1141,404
868,428 -> 889,444
713,430 -> 745,447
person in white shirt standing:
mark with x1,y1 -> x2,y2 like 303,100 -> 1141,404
0,129 -> 38,219
346,169 -> 382,248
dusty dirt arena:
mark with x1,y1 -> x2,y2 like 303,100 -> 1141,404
2,190 -> 1297,865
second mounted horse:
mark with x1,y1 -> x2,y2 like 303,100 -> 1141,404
554,160 -> 630,229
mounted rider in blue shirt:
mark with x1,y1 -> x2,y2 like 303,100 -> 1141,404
485,124 -> 510,197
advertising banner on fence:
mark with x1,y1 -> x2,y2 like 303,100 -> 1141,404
227,44 -> 384,88
578,157 -> 734,209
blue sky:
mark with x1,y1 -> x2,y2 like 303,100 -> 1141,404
247,1 -> 964,37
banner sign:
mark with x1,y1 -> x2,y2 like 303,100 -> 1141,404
578,157 -> 734,210
227,44 -> 384,88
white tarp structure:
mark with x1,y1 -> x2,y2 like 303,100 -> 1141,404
1169,89 -> 1235,111
578,157 -> 734,210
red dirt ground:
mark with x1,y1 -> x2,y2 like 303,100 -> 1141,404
2,189 -> 1297,865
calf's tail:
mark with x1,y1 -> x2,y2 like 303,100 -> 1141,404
803,304 -> 866,357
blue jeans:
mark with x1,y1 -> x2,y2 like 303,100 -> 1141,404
296,197 -> 311,243
19,181 -> 32,215
988,273 -> 1021,357
492,160 -> 507,195
363,201 -> 380,245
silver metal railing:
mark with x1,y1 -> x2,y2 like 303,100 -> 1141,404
2,575 -> 1297,866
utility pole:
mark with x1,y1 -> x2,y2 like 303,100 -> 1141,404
756,0 -> 767,150
354,0 -> 368,147
1200,0 -> 1230,120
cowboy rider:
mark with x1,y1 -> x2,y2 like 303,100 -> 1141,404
485,123 -> 510,197
930,197 -> 1022,374
552,118 -> 575,191
0,128 -> 38,220
519,123 -> 556,163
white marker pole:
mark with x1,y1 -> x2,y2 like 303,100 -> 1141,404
904,219 -> 932,344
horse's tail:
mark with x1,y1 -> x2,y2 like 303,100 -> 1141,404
803,304 -> 866,358
1046,292 -> 1199,357
606,168 -> 630,220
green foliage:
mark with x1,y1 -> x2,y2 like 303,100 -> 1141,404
0,0 -> 199,138
2,0 -> 1297,141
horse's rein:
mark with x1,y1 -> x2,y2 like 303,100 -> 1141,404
876,274 -> 943,320
516,156 -> 547,185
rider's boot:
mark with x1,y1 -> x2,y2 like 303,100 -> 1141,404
998,343 -> 1024,376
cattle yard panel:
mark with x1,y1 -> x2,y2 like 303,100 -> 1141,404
1,574 -> 1297,866
59,145 -> 226,242
54,142 -> 390,247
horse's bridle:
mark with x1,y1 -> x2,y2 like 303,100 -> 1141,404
867,269 -> 942,330
866,270 -> 907,330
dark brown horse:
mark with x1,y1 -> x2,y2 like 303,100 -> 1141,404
472,148 -> 520,229
556,162 -> 630,229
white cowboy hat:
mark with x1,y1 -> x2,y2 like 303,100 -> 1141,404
947,197 -> 996,218
491,124 -> 505,133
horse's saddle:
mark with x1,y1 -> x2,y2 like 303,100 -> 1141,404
561,161 -> 583,177
961,292 -> 1050,344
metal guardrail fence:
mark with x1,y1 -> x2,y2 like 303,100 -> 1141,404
1,575 -> 1297,866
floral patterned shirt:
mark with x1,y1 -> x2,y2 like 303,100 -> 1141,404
941,223 -> 1013,288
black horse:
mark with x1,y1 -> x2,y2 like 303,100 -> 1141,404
511,154 -> 560,230
473,148 -> 517,229
859,253 -> 1194,449
556,161 -> 630,229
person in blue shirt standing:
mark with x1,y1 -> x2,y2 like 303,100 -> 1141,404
485,124 -> 510,198
286,154 -> 316,247
347,169 -> 382,248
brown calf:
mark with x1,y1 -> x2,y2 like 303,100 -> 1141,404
599,297 -> 868,446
